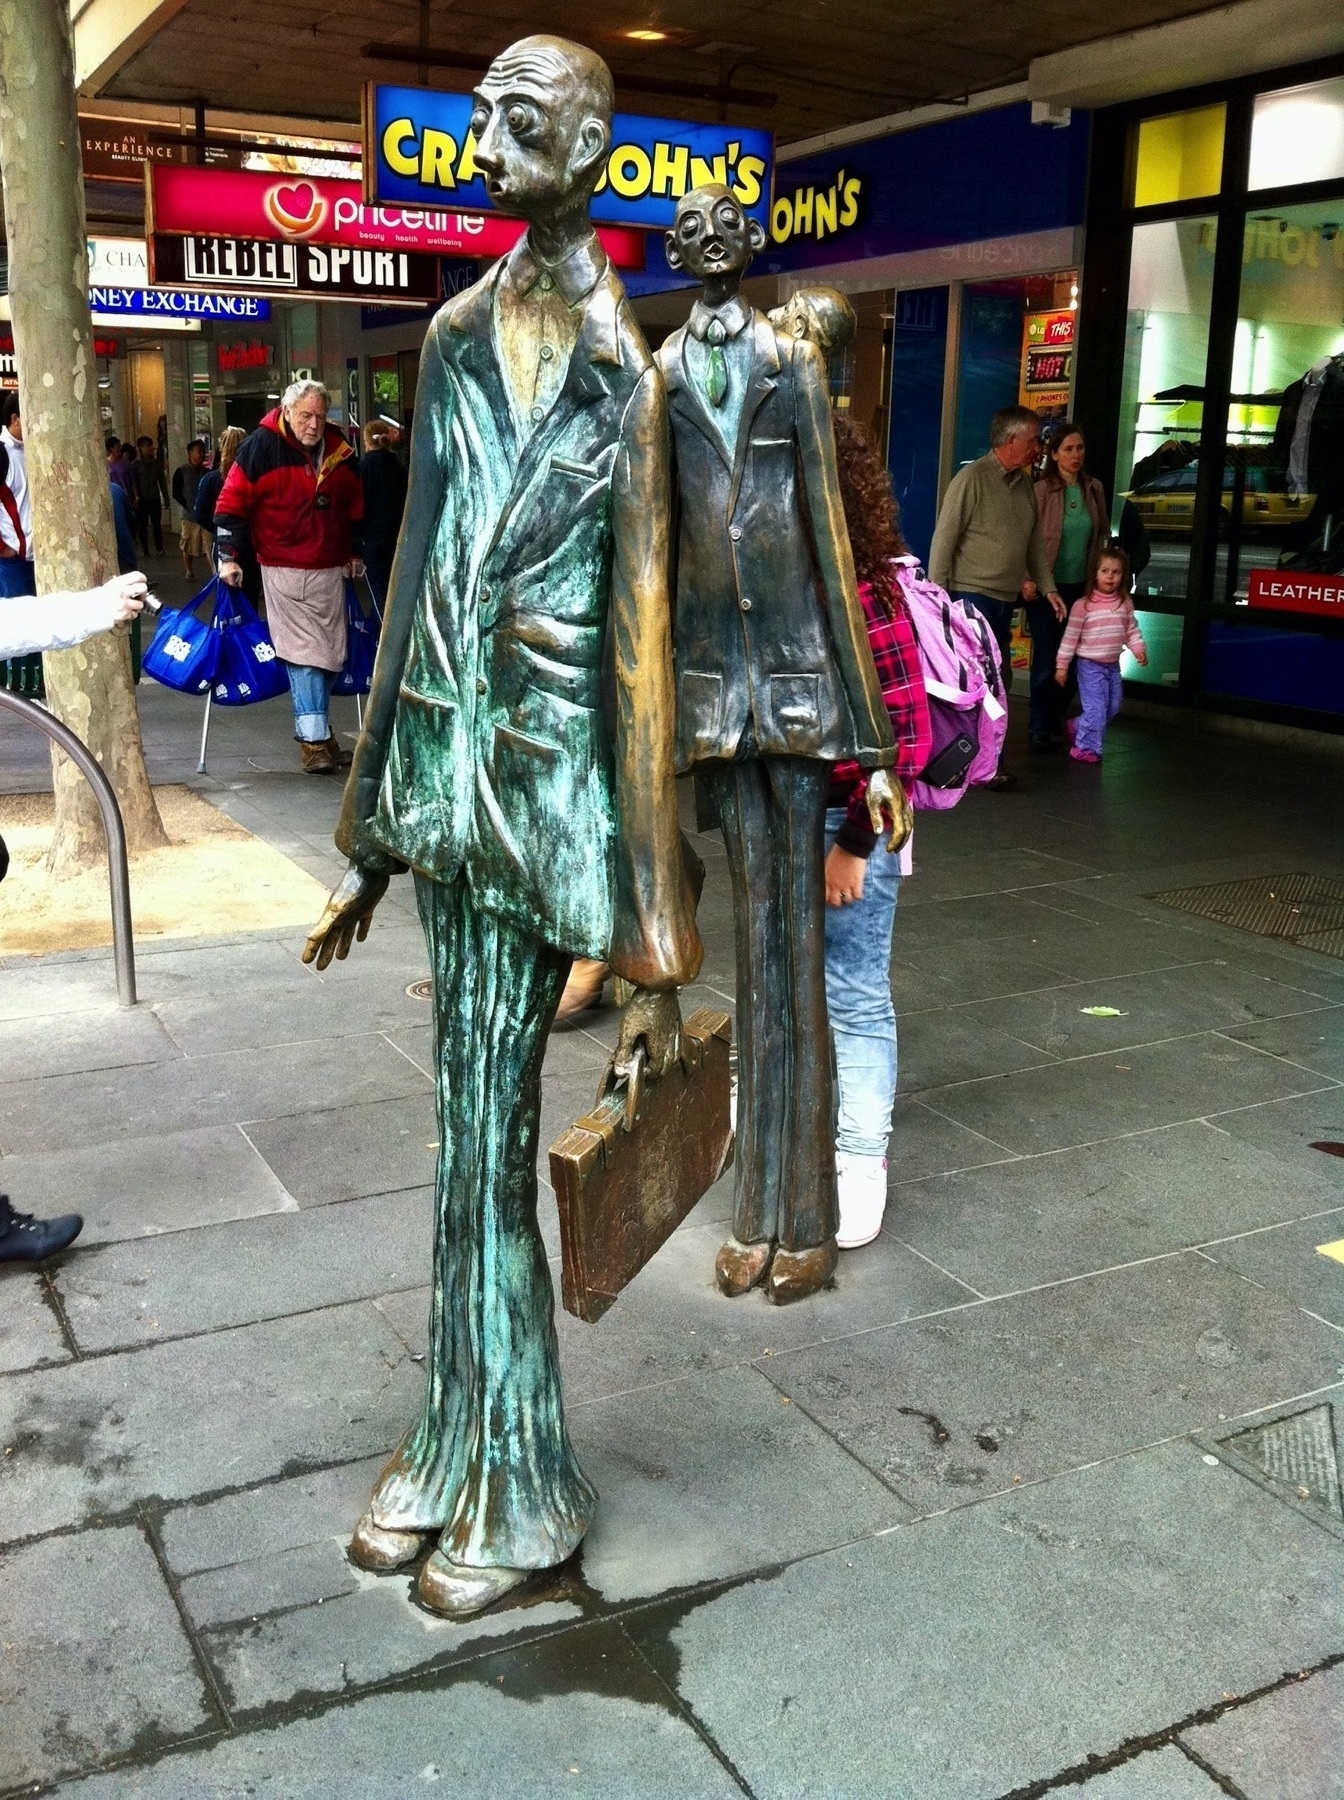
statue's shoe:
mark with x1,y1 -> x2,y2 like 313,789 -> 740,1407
347,1509 -> 429,1572
714,1236 -> 772,1297
766,1237 -> 838,1305
417,1551 -> 529,1618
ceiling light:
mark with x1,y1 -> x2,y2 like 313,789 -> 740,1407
625,28 -> 667,41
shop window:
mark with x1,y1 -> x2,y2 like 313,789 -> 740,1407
1215,200 -> 1344,611
1132,105 -> 1226,209
1123,613 -> 1183,688
1249,76 -> 1344,192
1115,216 -> 1217,601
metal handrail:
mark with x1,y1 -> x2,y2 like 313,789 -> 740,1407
0,689 -> 136,1005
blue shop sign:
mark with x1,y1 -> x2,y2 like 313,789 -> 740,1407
755,103 -> 1090,276
365,83 -> 772,231
89,285 -> 272,321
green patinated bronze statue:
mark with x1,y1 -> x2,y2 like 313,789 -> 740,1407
304,35 -> 701,1620
657,187 -> 906,1306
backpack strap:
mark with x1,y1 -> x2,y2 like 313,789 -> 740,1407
0,478 -> 26,561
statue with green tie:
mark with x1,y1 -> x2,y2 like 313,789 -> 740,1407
304,36 -> 701,1620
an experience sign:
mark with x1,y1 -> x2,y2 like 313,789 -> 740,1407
147,165 -> 647,269
152,234 -> 441,304
365,83 -> 772,230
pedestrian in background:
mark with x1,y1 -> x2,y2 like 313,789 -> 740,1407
1055,546 -> 1147,763
110,471 -> 137,573
172,438 -> 210,581
928,405 -> 1063,790
359,417 -> 406,610
0,394 -> 34,598
131,434 -> 169,556
106,435 -> 136,503
215,380 -> 364,774
1022,420 -> 1109,753
825,415 -> 931,1249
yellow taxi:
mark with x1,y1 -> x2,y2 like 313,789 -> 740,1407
1127,459 -> 1315,537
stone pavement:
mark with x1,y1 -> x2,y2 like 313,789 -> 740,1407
1,588 -> 1342,1797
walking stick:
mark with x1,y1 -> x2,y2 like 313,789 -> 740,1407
196,689 -> 212,774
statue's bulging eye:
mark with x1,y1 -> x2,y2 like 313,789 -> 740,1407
506,105 -> 531,133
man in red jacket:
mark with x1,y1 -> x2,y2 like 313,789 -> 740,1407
216,380 -> 364,773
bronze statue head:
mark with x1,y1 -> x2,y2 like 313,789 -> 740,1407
664,184 -> 767,290
769,288 -> 857,357
470,36 -> 614,228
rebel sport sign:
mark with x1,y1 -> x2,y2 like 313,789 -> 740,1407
151,234 -> 441,304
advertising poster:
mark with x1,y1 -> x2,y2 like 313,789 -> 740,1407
365,84 -> 772,232
147,165 -> 646,269
1019,307 -> 1074,416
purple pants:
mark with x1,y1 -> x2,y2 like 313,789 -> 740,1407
1075,657 -> 1123,756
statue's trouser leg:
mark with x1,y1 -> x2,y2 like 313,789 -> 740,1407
703,755 -> 837,1251
368,874 -> 596,1569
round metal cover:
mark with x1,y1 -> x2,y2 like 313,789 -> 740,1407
406,979 -> 433,1001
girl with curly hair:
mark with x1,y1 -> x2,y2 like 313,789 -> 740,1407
825,414 -> 932,1248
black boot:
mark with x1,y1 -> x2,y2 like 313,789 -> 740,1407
0,1195 -> 83,1264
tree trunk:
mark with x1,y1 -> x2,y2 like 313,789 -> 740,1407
0,0 -> 166,870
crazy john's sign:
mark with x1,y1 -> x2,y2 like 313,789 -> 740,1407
1247,568 -> 1344,619
152,234 -> 441,304
146,165 -> 646,269
365,83 -> 772,232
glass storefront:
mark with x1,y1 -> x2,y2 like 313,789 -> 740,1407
1082,58 -> 1344,728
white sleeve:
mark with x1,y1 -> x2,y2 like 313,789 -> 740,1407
0,588 -> 121,660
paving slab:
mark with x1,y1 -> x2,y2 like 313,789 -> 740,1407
894,935 -> 1078,1008
572,1362 -> 908,1603
55,1187 -> 434,1351
242,1090 -> 439,1207
925,1033 -> 1336,1157
1,1034 -> 430,1154
890,1007 -> 1051,1093
151,976 -> 430,1057
0,1523 -> 213,1791
0,1123 -> 296,1245
159,1453 -> 388,1577
885,1094 -> 1018,1183
179,1534 -> 360,1629
0,1269 -> 71,1372
1227,1009 -> 1344,1083
0,1300 -> 420,1542
0,1004 -> 180,1086
1180,1660 -> 1344,1799
1209,1088 -> 1344,1179
61,1622 -> 742,1799
1073,1745 -> 1226,1795
885,1122 -> 1344,1295
626,1441 -> 1344,1800
960,964 -> 1337,1060
1197,1214 -> 1344,1329
893,845 -> 1101,904
757,1255 -> 1344,1517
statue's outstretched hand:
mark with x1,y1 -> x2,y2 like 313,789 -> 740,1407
865,767 -> 914,854
303,863 -> 389,971
615,986 -> 683,1080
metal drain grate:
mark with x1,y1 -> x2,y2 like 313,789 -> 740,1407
1148,872 -> 1344,960
1217,1402 -> 1343,1522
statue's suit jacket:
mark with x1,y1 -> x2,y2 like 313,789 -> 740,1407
656,313 -> 895,773
337,255 -> 701,991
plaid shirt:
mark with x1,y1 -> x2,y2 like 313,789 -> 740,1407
829,569 -> 931,856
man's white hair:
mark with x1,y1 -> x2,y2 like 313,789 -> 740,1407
281,378 -> 328,413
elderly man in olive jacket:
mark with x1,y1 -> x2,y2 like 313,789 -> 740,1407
658,185 -> 901,1307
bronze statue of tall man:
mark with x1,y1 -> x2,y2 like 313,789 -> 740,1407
658,187 -> 902,1305
304,37 -> 701,1620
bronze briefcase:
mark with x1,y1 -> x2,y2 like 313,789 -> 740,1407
549,1008 -> 733,1323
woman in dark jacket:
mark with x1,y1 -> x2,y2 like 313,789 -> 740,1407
1021,420 -> 1110,751
359,419 -> 407,610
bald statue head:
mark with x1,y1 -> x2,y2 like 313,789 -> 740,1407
470,36 -> 614,226
769,288 -> 857,357
664,183 -> 767,289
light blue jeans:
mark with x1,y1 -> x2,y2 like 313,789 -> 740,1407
286,663 -> 335,742
823,806 -> 901,1159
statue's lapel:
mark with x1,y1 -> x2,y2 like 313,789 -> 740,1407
727,316 -> 781,510
664,327 -> 733,472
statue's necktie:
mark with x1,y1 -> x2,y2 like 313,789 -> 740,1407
705,318 -> 728,408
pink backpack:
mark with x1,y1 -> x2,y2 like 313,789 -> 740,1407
893,559 -> 1008,811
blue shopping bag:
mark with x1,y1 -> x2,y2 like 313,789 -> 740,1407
332,578 -> 381,697
211,590 -> 289,706
141,576 -> 225,695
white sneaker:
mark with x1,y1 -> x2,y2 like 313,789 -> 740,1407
835,1152 -> 888,1249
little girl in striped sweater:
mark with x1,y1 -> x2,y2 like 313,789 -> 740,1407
1055,546 -> 1147,763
